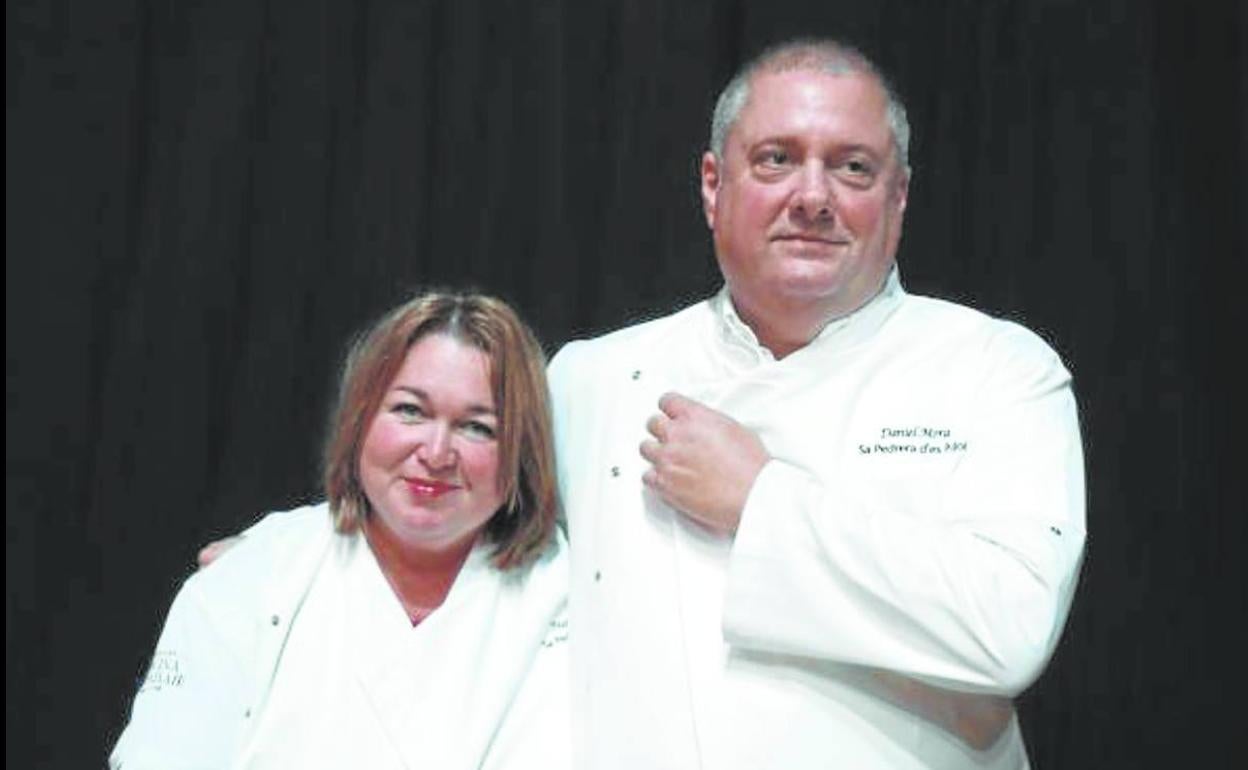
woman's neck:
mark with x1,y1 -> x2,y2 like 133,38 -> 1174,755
363,517 -> 476,624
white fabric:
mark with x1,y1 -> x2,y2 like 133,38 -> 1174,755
549,270 -> 1084,769
110,503 -> 570,770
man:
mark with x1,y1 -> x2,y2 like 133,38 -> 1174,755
547,38 -> 1084,769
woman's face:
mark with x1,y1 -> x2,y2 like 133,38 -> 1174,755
358,333 -> 504,556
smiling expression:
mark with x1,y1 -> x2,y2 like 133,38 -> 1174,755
701,67 -> 909,337
358,333 -> 504,557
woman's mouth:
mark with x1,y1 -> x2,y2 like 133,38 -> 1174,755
404,478 -> 460,499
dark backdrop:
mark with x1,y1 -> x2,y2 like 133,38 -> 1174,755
8,1 -> 1246,767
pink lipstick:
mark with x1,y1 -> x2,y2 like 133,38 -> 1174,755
404,478 -> 460,499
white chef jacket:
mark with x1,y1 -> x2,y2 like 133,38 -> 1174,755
548,269 -> 1085,770
110,503 -> 571,770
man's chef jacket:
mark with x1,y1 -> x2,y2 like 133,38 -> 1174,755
110,503 -> 570,770
548,270 -> 1085,769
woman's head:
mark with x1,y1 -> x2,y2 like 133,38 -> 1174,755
323,291 -> 559,569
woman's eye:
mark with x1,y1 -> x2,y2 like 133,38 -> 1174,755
391,403 -> 425,420
461,421 -> 497,440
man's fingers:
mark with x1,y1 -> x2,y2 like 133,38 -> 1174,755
658,391 -> 700,418
196,535 -> 243,568
639,438 -> 662,464
646,414 -> 669,441
642,468 -> 659,489
197,543 -> 221,566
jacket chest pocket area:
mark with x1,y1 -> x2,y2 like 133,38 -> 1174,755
849,425 -> 968,478
836,415 -> 969,519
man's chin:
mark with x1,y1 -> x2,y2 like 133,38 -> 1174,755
771,266 -> 849,299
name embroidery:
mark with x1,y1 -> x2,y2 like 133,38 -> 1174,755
541,616 -> 569,648
858,426 -> 968,456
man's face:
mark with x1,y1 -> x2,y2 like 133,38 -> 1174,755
701,68 -> 909,333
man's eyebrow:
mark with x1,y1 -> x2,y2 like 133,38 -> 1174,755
748,136 -> 883,154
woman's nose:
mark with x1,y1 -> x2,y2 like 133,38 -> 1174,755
417,424 -> 457,470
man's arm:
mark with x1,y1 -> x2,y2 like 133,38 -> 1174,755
722,328 -> 1084,694
640,325 -> 1084,744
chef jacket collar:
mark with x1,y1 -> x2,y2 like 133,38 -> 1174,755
712,265 -> 905,364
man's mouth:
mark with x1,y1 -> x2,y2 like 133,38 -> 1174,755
773,233 -> 848,245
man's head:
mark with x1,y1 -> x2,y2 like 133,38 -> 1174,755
700,39 -> 911,355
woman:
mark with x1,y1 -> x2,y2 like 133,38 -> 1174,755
110,291 -> 570,770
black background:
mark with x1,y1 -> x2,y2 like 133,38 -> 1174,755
7,1 -> 1246,767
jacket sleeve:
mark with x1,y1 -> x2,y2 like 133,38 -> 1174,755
722,324 -> 1086,698
109,573 -> 252,769
547,341 -> 592,528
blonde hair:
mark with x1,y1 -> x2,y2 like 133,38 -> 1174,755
322,290 -> 559,569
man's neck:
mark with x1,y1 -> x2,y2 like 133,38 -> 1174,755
730,295 -> 846,360
746,313 -> 821,359
728,271 -> 894,359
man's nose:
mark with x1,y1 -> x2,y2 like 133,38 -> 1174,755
418,424 -> 457,470
792,163 -> 834,219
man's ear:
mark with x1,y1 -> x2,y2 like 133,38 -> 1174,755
700,151 -> 721,230
893,167 -> 910,215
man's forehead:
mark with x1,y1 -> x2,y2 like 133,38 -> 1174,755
735,69 -> 891,142
750,68 -> 884,110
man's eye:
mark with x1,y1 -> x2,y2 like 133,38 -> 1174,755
843,159 -> 873,176
760,150 -> 789,166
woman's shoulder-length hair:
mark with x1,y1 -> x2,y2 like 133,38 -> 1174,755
322,290 -> 560,570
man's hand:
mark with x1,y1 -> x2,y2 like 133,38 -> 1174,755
639,393 -> 770,535
870,671 -> 1014,750
196,536 -> 243,568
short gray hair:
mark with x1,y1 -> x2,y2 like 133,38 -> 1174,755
709,39 -> 911,174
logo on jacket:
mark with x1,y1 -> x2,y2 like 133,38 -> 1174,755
138,650 -> 185,692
